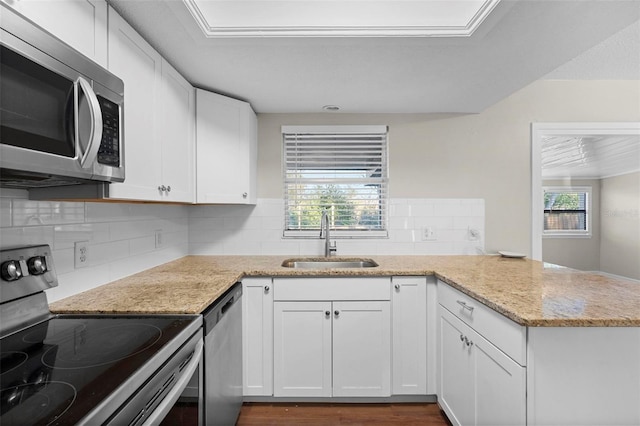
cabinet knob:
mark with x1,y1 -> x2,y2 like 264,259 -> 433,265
460,334 -> 465,342
166,186 -> 171,193
158,185 -> 166,192
325,311 -> 331,317
264,285 -> 270,292
334,310 -> 340,317
394,284 -> 400,290
242,192 -> 248,199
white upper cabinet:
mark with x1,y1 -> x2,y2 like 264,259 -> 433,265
195,89 -> 257,205
158,59 -> 195,203
107,7 -> 194,203
3,0 -> 108,67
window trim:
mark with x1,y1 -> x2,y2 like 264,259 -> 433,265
542,186 -> 592,238
281,125 -> 389,239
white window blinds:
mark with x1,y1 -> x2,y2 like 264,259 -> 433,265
282,125 -> 389,238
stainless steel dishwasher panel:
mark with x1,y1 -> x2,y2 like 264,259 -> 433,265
203,283 -> 243,426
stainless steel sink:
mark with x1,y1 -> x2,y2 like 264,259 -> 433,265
281,258 -> 379,269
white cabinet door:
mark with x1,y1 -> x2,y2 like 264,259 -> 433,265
333,301 -> 391,397
439,306 -> 525,426
273,301 -> 332,397
5,0 -> 108,66
107,8 -> 194,203
273,299 -> 391,398
438,306 -> 474,426
107,7 -> 162,201
242,278 -> 274,396
159,59 -> 194,203
391,277 -> 427,395
195,90 -> 257,204
474,331 -> 526,426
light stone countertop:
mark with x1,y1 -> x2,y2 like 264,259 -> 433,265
49,255 -> 640,327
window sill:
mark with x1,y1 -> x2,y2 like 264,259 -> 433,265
543,233 -> 592,239
283,230 -> 389,239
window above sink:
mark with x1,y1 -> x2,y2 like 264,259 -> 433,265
282,125 -> 389,239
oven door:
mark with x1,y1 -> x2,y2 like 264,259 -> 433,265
159,357 -> 203,426
104,332 -> 204,426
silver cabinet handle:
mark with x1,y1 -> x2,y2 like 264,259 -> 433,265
166,186 -> 171,193
75,76 -> 103,168
460,334 -> 465,342
325,311 -> 331,317
334,310 -> 340,316
394,284 -> 400,290
264,285 -> 270,292
465,337 -> 473,347
158,185 -> 166,192
242,192 -> 248,199
456,300 -> 474,312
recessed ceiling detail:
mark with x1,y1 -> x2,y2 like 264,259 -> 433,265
182,0 -> 501,37
541,135 -> 640,179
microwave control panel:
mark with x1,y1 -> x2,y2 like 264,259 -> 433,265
97,96 -> 121,167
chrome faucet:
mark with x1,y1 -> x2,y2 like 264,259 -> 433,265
320,209 -> 337,257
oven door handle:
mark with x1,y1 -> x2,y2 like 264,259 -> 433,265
142,337 -> 204,426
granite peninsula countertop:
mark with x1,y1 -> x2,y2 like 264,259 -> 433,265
49,255 -> 640,327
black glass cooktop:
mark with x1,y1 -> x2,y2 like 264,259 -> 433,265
0,315 -> 196,425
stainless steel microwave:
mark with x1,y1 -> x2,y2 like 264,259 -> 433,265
0,3 -> 124,189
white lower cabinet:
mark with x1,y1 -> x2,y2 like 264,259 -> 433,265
438,281 -> 526,426
273,301 -> 332,397
272,277 -> 392,398
439,307 -> 525,426
274,300 -> 391,397
241,278 -> 273,396
391,276 -> 429,395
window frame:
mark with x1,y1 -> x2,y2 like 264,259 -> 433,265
542,186 -> 592,238
281,125 -> 389,239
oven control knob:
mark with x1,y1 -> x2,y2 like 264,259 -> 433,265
1,260 -> 23,281
27,256 -> 47,275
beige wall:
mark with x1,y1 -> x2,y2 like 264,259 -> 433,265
257,80 -> 640,255
541,179 -> 601,271
600,171 -> 640,280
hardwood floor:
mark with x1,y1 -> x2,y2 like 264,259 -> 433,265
236,402 -> 452,426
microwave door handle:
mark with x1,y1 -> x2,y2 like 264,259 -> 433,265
75,76 -> 103,169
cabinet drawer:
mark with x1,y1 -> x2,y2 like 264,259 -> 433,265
273,277 -> 391,301
438,280 -> 526,365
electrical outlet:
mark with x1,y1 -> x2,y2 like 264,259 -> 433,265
422,227 -> 437,241
74,241 -> 89,268
467,227 -> 481,241
155,230 -> 163,249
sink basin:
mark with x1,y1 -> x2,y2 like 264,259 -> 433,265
281,258 -> 379,269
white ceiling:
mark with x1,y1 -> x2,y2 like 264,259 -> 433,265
541,135 -> 640,179
107,0 -> 640,113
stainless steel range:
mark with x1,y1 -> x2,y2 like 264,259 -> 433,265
0,245 -> 203,425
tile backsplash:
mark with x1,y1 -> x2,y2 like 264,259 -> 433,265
1,191 -> 484,302
0,189 -> 190,302
189,198 -> 485,257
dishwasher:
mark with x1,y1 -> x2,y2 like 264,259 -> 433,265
203,282 -> 243,425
